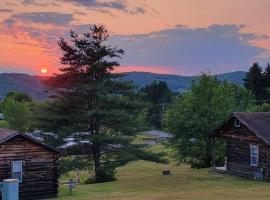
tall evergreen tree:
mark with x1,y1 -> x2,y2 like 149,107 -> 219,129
39,25 -> 146,182
244,63 -> 265,100
141,81 -> 172,129
264,63 -> 270,98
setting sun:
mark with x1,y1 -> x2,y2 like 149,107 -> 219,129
41,68 -> 48,74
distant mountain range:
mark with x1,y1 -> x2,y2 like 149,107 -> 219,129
125,71 -> 246,92
0,71 -> 246,101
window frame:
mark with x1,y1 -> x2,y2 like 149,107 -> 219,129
12,161 -> 23,182
234,119 -> 241,128
250,145 -> 259,167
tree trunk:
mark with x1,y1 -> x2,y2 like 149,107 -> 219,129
205,138 -> 212,167
93,142 -> 101,179
211,138 -> 216,168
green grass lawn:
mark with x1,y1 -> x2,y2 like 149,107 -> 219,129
54,146 -> 270,200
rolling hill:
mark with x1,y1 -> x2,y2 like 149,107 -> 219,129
125,71 -> 246,92
0,71 -> 246,101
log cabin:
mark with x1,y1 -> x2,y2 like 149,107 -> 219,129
211,112 -> 270,181
0,128 -> 59,199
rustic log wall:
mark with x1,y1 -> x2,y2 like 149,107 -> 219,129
0,135 -> 58,200
215,118 -> 270,181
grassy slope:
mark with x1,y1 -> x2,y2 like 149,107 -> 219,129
54,145 -> 270,200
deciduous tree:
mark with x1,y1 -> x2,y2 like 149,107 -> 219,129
2,98 -> 32,132
164,74 -> 254,168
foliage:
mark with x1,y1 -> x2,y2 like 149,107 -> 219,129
31,101 -> 63,146
34,24 -> 153,183
141,81 -> 173,129
0,102 -> 3,112
164,74 -> 254,168
0,92 -> 34,132
58,157 -> 93,175
141,81 -> 172,104
85,164 -> 117,184
244,62 -> 270,100
2,98 -> 32,132
247,103 -> 270,112
133,147 -> 168,164
0,120 -> 9,128
4,91 -> 33,102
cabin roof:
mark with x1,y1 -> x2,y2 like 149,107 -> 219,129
213,112 -> 270,145
233,112 -> 270,145
0,128 -> 59,153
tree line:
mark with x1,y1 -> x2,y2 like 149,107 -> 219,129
244,62 -> 270,101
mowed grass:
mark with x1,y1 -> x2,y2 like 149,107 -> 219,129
54,146 -> 270,200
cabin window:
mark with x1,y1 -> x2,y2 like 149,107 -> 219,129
234,119 -> 241,128
250,145 -> 259,166
12,161 -> 23,182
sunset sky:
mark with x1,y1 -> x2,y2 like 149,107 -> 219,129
0,0 -> 270,75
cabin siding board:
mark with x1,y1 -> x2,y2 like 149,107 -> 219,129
226,139 -> 270,180
0,135 -> 58,200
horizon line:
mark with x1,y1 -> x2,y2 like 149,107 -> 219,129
0,70 -> 247,77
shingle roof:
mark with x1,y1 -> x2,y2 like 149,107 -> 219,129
0,128 -> 59,153
0,128 -> 18,143
232,112 -> 270,145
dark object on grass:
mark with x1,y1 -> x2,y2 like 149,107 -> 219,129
162,170 -> 171,176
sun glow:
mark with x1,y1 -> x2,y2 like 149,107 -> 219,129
41,68 -> 48,74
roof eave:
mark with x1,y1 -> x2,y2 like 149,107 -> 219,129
0,131 -> 60,153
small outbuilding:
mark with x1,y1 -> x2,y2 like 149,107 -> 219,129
0,128 -> 59,199
212,112 -> 270,181
144,130 -> 172,144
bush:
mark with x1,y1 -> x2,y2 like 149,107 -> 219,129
95,165 -> 117,183
0,120 -> 9,128
84,164 -> 116,184
84,177 -> 95,184
135,149 -> 168,164
190,159 -> 210,169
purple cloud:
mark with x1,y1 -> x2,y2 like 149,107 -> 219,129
66,0 -> 145,14
0,9 -> 14,13
2,18 -> 16,27
12,12 -> 74,25
130,7 -> 146,15
110,24 -> 269,74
